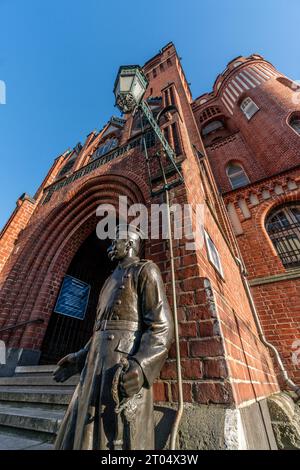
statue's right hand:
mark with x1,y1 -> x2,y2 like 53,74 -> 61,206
53,353 -> 78,383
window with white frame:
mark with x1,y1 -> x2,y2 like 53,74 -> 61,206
240,97 -> 259,120
289,115 -> 300,135
90,138 -> 118,161
204,230 -> 224,277
56,151 -> 77,179
226,163 -> 249,189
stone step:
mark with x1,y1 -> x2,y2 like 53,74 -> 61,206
0,365 -> 77,449
0,399 -> 67,413
0,426 -> 54,450
0,387 -> 73,405
0,403 -> 65,434
0,375 -> 79,387
15,365 -> 56,376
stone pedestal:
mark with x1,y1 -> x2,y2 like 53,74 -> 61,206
154,400 -> 277,450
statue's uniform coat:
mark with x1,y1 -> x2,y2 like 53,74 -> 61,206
54,258 -> 173,450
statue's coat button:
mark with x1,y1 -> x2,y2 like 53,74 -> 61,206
116,300 -> 122,305
107,334 -> 114,341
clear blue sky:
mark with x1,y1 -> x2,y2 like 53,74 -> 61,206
0,0 -> 299,228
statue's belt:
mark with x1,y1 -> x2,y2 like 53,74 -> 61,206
97,319 -> 142,332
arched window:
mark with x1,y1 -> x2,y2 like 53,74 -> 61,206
289,115 -> 300,135
266,204 -> 300,268
240,97 -> 259,120
131,98 -> 162,135
98,138 -> 118,156
201,120 -> 224,137
56,152 -> 77,179
131,112 -> 149,134
90,138 -> 118,161
56,143 -> 82,180
199,106 -> 221,124
226,163 -> 249,189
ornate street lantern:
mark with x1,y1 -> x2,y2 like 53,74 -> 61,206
113,65 -> 148,113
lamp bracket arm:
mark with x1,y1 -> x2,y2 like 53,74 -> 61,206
139,100 -> 183,182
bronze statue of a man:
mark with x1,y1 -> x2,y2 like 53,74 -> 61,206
53,225 -> 174,450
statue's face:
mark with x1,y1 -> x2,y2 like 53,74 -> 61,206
107,237 -> 131,261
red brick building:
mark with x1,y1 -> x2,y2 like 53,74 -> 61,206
193,54 -> 300,385
0,43 -> 299,449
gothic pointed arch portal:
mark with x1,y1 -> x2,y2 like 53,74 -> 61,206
0,173 -> 147,366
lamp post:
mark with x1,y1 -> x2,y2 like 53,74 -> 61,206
114,65 -> 184,450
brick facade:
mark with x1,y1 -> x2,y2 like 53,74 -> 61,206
0,44 -> 286,411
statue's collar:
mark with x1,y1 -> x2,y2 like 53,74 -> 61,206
117,256 -> 140,269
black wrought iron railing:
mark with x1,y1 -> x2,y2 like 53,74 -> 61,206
0,318 -> 44,334
42,130 -> 156,205
268,221 -> 300,268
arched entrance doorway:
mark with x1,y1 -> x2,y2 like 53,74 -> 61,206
0,173 -> 147,367
40,231 -> 113,364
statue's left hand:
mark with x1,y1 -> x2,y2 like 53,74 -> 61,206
120,360 -> 144,398
53,353 -> 78,383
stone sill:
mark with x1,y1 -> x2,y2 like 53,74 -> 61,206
249,267 -> 300,287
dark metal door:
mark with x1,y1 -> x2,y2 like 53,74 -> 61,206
40,232 -> 112,364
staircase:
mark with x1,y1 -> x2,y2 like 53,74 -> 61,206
0,365 -> 78,450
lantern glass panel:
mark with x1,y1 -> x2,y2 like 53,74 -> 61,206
131,77 -> 144,102
119,75 -> 134,93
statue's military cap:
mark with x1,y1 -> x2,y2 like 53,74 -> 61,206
115,224 -> 145,241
